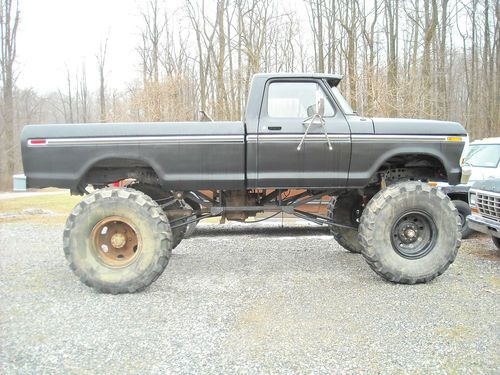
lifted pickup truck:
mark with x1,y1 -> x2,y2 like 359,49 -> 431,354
21,73 -> 467,293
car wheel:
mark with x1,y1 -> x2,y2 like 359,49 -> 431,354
452,200 -> 474,239
63,188 -> 172,293
358,181 -> 461,284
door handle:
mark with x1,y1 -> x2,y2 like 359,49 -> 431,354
268,126 -> 282,131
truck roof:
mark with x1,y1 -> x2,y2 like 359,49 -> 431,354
253,72 -> 343,86
470,137 -> 500,145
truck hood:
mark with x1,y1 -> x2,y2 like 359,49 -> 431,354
371,117 -> 467,136
471,178 -> 500,194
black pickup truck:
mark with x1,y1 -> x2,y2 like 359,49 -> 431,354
21,73 -> 467,293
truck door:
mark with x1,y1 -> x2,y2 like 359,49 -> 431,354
255,79 -> 351,188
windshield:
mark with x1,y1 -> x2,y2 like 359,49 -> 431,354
331,86 -> 355,115
464,144 -> 500,168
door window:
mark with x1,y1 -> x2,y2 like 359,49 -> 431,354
267,82 -> 334,118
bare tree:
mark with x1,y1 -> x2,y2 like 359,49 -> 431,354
307,0 -> 325,72
0,0 -> 19,190
97,36 -> 108,122
65,67 -> 74,123
78,65 -> 89,123
384,0 -> 399,116
139,0 -> 166,121
422,0 -> 438,114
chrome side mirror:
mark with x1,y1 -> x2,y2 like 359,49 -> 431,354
316,95 -> 325,117
297,92 -> 332,152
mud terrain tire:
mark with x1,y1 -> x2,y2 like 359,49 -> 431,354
63,188 -> 172,294
452,200 -> 474,239
358,181 -> 461,284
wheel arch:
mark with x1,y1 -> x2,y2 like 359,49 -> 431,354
75,154 -> 164,190
370,150 -> 450,182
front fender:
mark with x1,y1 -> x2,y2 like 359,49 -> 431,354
347,137 -> 464,187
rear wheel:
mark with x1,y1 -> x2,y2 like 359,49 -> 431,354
358,181 -> 461,284
452,200 -> 474,239
63,188 -> 172,293
327,192 -> 364,253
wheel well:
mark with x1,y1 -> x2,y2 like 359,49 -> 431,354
80,158 -> 160,189
447,193 -> 468,203
377,154 -> 447,182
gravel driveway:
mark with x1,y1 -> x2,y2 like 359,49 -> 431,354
1,222 -> 499,374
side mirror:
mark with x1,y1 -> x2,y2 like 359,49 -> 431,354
316,93 -> 325,117
297,93 -> 333,151
306,104 -> 315,117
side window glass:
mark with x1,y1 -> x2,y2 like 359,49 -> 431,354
267,82 -> 334,118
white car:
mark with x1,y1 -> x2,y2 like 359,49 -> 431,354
462,137 -> 500,182
431,137 -> 499,238
467,179 -> 500,250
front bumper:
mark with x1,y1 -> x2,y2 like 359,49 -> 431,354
467,214 -> 500,238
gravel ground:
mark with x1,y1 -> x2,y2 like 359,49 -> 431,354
1,221 -> 499,374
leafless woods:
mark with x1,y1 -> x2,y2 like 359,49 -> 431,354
0,0 -> 499,189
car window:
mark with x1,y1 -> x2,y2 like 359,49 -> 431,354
464,144 -> 500,168
267,82 -> 334,118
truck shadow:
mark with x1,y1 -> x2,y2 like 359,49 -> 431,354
190,224 -> 330,238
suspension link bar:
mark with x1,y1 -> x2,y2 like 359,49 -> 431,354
164,189 -> 356,230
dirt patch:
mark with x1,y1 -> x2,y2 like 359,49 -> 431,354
471,248 -> 500,261
460,234 -> 500,261
434,325 -> 473,341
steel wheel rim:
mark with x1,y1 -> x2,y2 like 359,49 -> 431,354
91,216 -> 141,267
390,210 -> 437,259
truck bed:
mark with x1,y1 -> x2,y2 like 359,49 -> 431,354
21,121 -> 246,191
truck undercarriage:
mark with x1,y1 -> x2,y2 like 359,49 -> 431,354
83,162 -> 441,232
166,189 -> 352,230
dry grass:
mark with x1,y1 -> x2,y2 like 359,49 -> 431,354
0,194 -> 82,224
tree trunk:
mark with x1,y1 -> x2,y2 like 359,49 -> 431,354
422,0 -> 438,116
0,0 -> 19,190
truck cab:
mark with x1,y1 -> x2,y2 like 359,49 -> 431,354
245,73 -> 354,188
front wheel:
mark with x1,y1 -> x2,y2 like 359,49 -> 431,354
358,181 -> 461,284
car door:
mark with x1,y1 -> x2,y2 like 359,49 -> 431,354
256,79 -> 351,188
